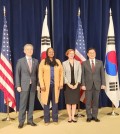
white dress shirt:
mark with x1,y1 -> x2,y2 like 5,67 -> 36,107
89,59 -> 95,67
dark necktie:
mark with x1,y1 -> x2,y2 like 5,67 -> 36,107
91,60 -> 95,72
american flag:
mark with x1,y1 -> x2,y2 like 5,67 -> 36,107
75,10 -> 86,103
0,10 -> 16,111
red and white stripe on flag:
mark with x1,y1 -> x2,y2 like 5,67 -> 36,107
75,10 -> 86,103
75,50 -> 86,103
0,14 -> 16,111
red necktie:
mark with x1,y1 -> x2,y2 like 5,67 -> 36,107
91,60 -> 95,72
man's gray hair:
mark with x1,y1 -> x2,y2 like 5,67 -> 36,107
24,44 -> 34,50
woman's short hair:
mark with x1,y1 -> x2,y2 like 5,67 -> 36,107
65,49 -> 75,57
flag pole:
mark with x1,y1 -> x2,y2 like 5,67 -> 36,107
51,0 -> 54,48
2,6 -> 15,121
107,103 -> 119,116
105,45 -> 119,116
39,6 -> 52,118
75,9 -> 85,118
75,87 -> 85,117
105,9 -> 119,116
2,99 -> 14,121
75,102 -> 85,117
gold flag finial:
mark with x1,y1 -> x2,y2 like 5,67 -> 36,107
3,6 -> 6,17
45,7 -> 48,15
110,8 -> 112,16
78,8 -> 80,16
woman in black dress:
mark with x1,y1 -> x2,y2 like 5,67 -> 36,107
63,49 -> 81,122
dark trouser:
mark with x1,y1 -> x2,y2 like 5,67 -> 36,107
85,84 -> 100,119
19,85 -> 35,124
44,84 -> 58,123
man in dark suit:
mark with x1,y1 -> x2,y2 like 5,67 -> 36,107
81,48 -> 106,122
16,44 -> 39,128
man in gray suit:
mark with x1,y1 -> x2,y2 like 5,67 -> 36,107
81,48 -> 106,122
16,44 -> 39,128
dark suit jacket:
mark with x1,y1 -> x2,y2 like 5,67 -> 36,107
81,59 -> 106,90
15,57 -> 39,91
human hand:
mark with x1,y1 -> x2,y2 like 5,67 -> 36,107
67,83 -> 74,89
37,86 -> 40,91
73,83 -> 78,89
81,86 -> 86,90
41,87 -> 46,91
59,86 -> 63,90
17,87 -> 22,92
101,85 -> 106,90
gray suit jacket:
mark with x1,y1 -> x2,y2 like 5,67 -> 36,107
63,59 -> 81,84
15,57 -> 39,91
81,59 -> 106,90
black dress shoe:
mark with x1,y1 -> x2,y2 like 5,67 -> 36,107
27,122 -> 37,126
86,118 -> 92,122
18,123 -> 24,128
72,119 -> 77,123
68,120 -> 72,123
92,117 -> 100,122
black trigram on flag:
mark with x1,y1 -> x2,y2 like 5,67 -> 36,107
41,36 -> 51,46
109,82 -> 118,91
